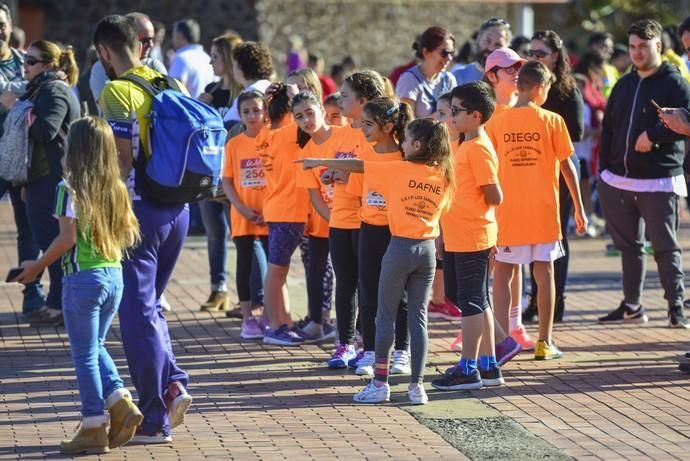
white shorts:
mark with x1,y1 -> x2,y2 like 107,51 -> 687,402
495,241 -> 565,265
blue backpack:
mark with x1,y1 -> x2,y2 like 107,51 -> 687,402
120,74 -> 227,204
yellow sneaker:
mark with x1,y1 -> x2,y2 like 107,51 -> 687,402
60,423 -> 109,455
108,396 -> 143,448
534,340 -> 562,360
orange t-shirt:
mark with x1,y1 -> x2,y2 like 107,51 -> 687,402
441,134 -> 499,252
296,133 -> 335,239
346,143 -> 403,226
224,132 -> 269,237
260,123 -> 310,224
364,160 -> 448,239
298,125 -> 366,230
484,103 -> 510,139
487,103 -> 574,246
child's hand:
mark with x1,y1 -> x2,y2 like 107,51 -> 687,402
320,168 -> 335,184
251,210 -> 265,225
574,210 -> 588,236
13,260 -> 41,284
331,170 -> 349,184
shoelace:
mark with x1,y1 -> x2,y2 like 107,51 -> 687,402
333,344 -> 349,358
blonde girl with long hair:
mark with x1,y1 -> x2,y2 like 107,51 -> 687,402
15,117 -> 143,455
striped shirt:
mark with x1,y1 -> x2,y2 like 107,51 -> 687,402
53,181 -> 120,275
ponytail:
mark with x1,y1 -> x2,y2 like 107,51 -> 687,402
59,46 -> 79,86
362,97 -> 413,151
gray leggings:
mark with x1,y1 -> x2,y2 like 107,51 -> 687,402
375,237 -> 435,384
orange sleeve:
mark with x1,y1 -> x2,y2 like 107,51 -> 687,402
469,142 -> 499,187
552,115 -> 575,161
223,138 -> 237,179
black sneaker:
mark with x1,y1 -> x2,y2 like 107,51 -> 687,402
668,305 -> 690,329
522,298 -> 537,323
29,308 -> 64,327
431,368 -> 482,391
679,362 -> 690,374
480,367 -> 505,387
598,301 -> 648,324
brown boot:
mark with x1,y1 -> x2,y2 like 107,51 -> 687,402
200,291 -> 229,312
108,396 -> 144,448
60,422 -> 109,455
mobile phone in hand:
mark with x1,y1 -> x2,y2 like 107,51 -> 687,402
5,267 -> 23,282
651,99 -> 661,111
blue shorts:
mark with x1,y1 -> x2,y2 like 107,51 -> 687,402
267,222 -> 305,266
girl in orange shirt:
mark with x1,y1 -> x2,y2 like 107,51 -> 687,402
321,71 -> 386,368
298,118 -> 455,405
222,91 -> 270,340
345,97 -> 413,377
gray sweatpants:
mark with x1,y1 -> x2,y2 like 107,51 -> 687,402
375,237 -> 435,384
598,180 -> 685,308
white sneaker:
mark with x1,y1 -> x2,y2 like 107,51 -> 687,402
160,294 -> 171,312
353,381 -> 390,404
408,383 -> 428,405
355,351 -> 375,376
390,350 -> 411,374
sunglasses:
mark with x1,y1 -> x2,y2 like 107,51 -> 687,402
527,49 -> 551,59
450,105 -> 473,116
438,49 -> 454,58
491,63 -> 522,75
24,56 -> 48,66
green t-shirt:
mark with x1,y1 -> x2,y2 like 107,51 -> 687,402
53,181 -> 120,275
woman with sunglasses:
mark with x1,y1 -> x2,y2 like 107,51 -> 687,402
1,40 -> 80,327
395,26 -> 457,119
523,30 -> 584,324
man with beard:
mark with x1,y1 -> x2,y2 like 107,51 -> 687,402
90,12 -> 166,107
598,19 -> 690,329
93,14 -> 192,444
452,17 -> 511,85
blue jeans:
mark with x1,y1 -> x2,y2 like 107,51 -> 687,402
0,178 -> 44,310
62,267 -> 125,417
198,199 -> 265,304
25,174 -> 62,310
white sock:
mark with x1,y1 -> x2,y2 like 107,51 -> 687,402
509,305 -> 522,331
82,414 -> 109,428
105,388 -> 131,410
625,303 -> 641,311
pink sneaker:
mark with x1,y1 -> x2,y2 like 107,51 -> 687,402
449,331 -> 462,352
510,325 -> 535,351
428,299 -> 462,320
164,382 -> 192,429
241,317 -> 264,339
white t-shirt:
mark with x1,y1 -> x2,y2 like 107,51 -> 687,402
168,44 -> 216,98
223,79 -> 272,123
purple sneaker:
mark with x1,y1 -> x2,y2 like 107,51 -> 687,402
241,317 -> 264,339
348,350 -> 365,369
328,343 -> 356,369
263,324 -> 304,346
496,336 -> 522,366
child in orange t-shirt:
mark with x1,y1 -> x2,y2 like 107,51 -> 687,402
431,81 -> 504,391
344,97 -> 413,377
298,118 -> 455,405
488,61 -> 587,360
222,91 -> 270,340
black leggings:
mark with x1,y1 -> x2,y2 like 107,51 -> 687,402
233,235 -> 269,302
329,227 -> 359,345
358,223 -> 408,351
306,236 -> 331,323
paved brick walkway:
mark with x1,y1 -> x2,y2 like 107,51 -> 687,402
1,201 -> 690,460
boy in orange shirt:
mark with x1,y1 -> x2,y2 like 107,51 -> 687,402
432,81 -> 505,390
488,61 -> 587,360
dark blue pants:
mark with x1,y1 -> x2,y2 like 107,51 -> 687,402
119,199 -> 189,434
0,178 -> 43,309
25,175 -> 62,309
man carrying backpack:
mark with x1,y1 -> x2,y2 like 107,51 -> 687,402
93,15 -> 193,445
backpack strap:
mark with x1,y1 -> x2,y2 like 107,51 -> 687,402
119,73 -> 183,96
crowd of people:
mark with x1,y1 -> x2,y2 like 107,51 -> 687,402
2,2 -> 690,455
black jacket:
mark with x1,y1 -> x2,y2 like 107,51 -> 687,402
24,72 -> 80,182
542,86 -> 584,143
600,61 -> 690,179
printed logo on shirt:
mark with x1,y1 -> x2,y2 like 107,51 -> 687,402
257,141 -> 272,171
503,132 -> 542,168
408,179 -> 442,195
109,121 -> 132,138
366,190 -> 387,210
335,150 -> 356,159
202,145 -> 221,155
240,158 -> 266,188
